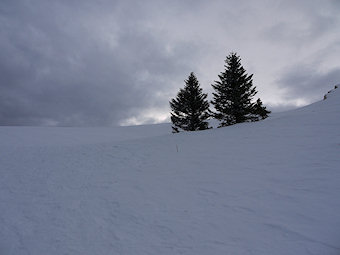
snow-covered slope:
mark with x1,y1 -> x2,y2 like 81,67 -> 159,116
1,87 -> 339,255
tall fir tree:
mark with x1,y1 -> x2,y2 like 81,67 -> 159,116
170,72 -> 210,132
211,52 -> 269,127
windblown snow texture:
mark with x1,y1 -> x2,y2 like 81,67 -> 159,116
0,88 -> 339,254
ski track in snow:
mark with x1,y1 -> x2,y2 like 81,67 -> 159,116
0,88 -> 340,254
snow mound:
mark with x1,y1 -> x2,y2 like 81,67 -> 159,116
0,87 -> 339,255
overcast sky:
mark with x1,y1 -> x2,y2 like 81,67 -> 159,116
1,0 -> 339,126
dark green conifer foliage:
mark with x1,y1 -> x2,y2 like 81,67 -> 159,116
211,52 -> 269,127
253,98 -> 271,120
170,72 -> 210,132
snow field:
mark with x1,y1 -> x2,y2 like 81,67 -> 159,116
0,87 -> 339,254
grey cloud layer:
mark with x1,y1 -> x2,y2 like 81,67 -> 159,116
0,1 -> 197,125
0,0 -> 339,126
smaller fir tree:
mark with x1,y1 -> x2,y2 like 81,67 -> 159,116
252,98 -> 270,120
170,72 -> 210,132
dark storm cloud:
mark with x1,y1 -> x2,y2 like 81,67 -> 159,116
0,0 -> 199,126
0,0 -> 339,126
